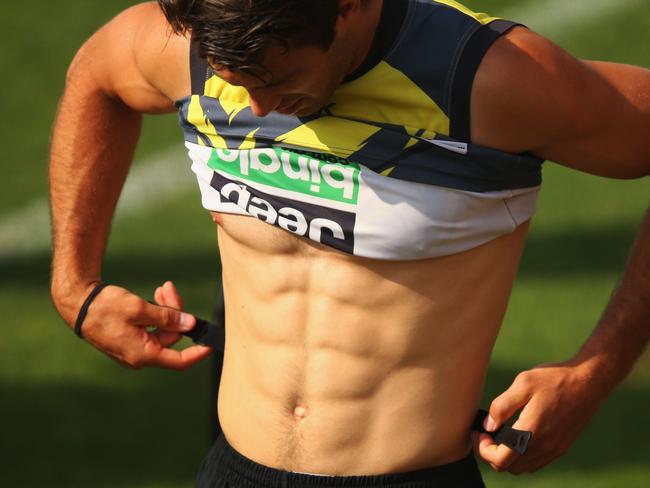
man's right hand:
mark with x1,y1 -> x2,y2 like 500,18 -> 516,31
55,281 -> 213,371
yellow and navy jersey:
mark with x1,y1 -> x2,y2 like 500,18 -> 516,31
175,0 -> 543,260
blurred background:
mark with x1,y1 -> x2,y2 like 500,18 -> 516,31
0,0 -> 648,486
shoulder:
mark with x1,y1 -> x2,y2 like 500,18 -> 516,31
71,2 -> 191,112
131,2 -> 192,104
469,26 -> 594,153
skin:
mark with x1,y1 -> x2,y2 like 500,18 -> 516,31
49,0 -> 650,477
210,0 -> 380,118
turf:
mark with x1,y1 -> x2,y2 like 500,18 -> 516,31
1,1 -> 648,486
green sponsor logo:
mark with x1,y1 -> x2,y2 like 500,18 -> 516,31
207,147 -> 360,204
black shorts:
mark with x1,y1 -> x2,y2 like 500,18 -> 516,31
196,432 -> 486,487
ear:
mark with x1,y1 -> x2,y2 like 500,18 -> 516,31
338,0 -> 363,17
336,0 -> 365,34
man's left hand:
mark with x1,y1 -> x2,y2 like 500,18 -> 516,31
471,359 -> 610,474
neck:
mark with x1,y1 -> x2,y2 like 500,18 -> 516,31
345,0 -> 384,76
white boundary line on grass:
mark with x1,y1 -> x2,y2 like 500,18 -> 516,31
0,0 -> 642,261
0,146 -> 191,261
503,0 -> 642,39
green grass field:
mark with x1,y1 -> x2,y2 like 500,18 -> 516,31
1,1 -> 648,486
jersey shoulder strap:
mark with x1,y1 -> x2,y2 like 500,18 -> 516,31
386,1 -> 521,140
449,19 -> 519,140
189,36 -> 210,95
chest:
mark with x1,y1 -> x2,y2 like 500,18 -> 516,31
214,211 -> 332,258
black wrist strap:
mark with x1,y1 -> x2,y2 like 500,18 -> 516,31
145,300 -> 225,350
473,409 -> 532,455
183,317 -> 225,348
74,283 -> 109,339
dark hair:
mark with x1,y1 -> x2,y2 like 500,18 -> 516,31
158,0 -> 340,75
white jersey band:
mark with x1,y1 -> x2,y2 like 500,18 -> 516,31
186,142 -> 539,260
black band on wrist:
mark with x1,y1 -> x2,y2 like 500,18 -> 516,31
74,283 -> 109,339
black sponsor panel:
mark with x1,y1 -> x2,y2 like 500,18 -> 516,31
211,172 -> 356,254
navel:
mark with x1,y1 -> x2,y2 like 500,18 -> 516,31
293,405 -> 308,420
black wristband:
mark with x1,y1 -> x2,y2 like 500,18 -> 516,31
74,283 -> 109,339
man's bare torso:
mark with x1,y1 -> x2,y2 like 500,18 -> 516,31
215,211 -> 529,474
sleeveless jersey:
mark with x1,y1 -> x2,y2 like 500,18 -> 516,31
175,0 -> 543,260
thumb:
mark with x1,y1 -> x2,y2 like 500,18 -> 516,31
139,301 -> 196,332
487,372 -> 534,432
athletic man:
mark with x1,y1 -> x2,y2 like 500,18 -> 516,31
49,0 -> 650,486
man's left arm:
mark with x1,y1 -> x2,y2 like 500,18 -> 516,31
468,26 -> 650,473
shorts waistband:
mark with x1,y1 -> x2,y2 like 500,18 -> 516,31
207,433 -> 485,487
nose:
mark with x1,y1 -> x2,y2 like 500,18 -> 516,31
248,92 -> 281,118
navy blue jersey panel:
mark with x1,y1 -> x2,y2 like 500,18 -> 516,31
449,20 -> 522,140
389,141 -> 543,192
386,2 -> 482,114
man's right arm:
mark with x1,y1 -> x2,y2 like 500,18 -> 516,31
49,2 -> 211,369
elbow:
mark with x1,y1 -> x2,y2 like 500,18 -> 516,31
633,153 -> 650,178
619,151 -> 650,179
636,143 -> 650,177
622,163 -> 650,179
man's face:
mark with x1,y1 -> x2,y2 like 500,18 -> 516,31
213,39 -> 355,118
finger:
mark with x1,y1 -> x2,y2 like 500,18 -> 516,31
148,344 -> 213,370
154,286 -> 166,306
508,451 -> 553,475
133,299 -> 195,333
161,281 -> 184,310
153,328 -> 183,348
476,432 -> 520,472
508,458 -> 535,475
487,372 -> 535,432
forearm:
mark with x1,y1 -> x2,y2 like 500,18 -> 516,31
572,208 -> 650,389
49,56 -> 142,324
478,210 -> 650,472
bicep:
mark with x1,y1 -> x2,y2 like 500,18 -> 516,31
67,2 -> 186,114
471,27 -> 650,179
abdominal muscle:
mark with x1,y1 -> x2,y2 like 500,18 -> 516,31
213,211 -> 530,475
